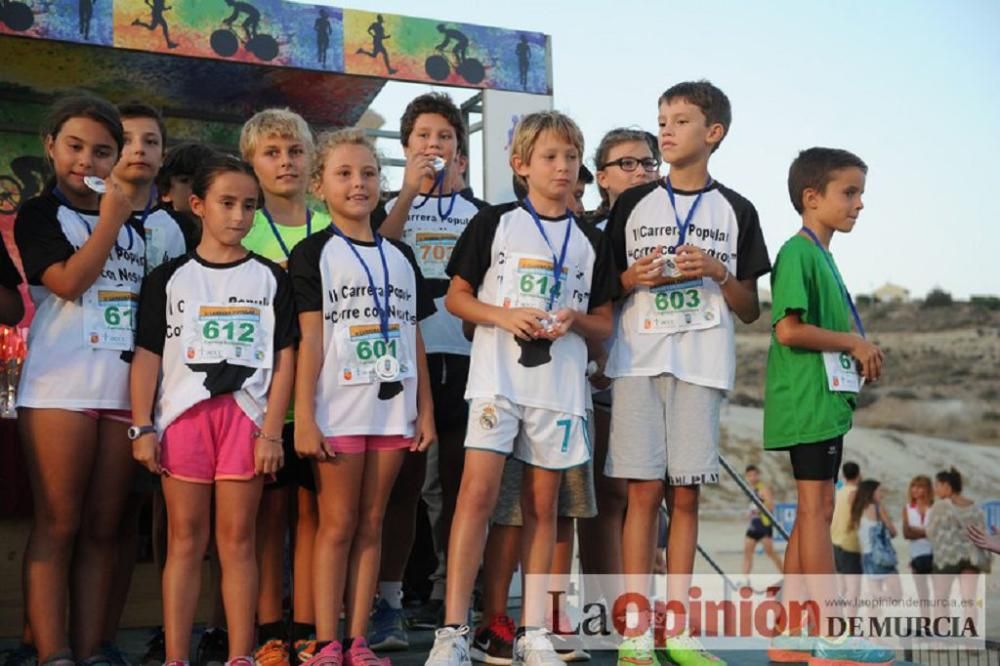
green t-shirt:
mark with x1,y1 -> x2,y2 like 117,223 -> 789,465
763,234 -> 857,449
242,208 -> 332,265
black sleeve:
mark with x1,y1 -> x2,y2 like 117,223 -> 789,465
445,204 -> 507,290
287,231 -> 327,313
719,185 -> 772,281
13,195 -> 76,285
168,208 -> 200,251
460,189 -> 490,210
578,221 -> 619,311
268,261 -> 299,351
604,180 -> 657,275
0,238 -> 22,289
388,239 -> 436,322
134,258 -> 177,356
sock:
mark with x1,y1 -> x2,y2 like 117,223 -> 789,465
379,581 -> 403,609
258,620 -> 287,644
292,622 -> 317,642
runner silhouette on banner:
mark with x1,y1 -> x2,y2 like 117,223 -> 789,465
314,7 -> 331,66
356,13 -> 396,74
132,0 -> 179,48
516,34 -> 531,89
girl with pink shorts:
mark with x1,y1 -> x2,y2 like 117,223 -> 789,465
130,154 -> 296,666
289,129 -> 436,666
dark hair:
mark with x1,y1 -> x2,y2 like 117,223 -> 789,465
42,94 -> 124,162
745,464 -> 759,473
191,153 -> 258,199
659,80 -> 732,152
512,173 -> 527,200
118,101 -> 168,146
578,164 -> 593,184
156,142 -> 219,193
400,92 -> 468,157
849,479 -> 881,530
935,467 -> 963,494
787,147 -> 868,214
592,127 -> 659,208
842,461 -> 860,482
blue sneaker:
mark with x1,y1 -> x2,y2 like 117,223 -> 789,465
368,597 -> 410,651
768,630 -> 814,663
809,636 -> 895,665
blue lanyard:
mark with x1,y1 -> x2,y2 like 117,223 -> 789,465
522,198 -> 573,311
664,176 -> 712,250
413,170 -> 458,222
800,227 -> 865,338
53,186 -> 135,252
262,207 -> 312,259
136,186 -> 156,230
330,225 -> 391,341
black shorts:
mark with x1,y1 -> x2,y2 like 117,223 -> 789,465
784,436 -> 844,482
746,517 -> 773,541
268,421 -> 315,492
833,545 -> 863,575
910,554 -> 933,574
428,352 -> 470,433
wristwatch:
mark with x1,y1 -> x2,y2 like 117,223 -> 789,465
127,424 -> 156,440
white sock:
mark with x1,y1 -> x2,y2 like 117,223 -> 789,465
380,581 -> 403,609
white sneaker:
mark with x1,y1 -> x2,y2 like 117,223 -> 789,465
426,626 -> 472,666
513,629 -> 563,666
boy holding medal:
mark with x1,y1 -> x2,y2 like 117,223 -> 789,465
764,147 -> 891,665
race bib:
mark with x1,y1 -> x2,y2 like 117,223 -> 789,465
334,322 -> 414,386
414,231 -> 458,280
502,254 -> 567,311
639,279 -> 721,335
184,303 -> 274,369
82,287 -> 138,351
823,351 -> 864,393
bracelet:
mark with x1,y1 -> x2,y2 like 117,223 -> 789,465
253,430 -> 283,444
717,269 -> 730,287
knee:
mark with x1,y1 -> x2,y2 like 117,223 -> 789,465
317,511 -> 357,548
669,488 -> 700,517
168,521 -> 210,560
597,479 -> 627,514
36,512 -> 81,549
629,482 -> 664,511
458,479 -> 498,517
354,510 -> 385,544
522,494 -> 558,526
215,525 -> 255,562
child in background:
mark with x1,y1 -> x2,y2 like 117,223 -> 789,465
14,94 -> 142,666
130,154 -> 296,665
290,129 -> 435,666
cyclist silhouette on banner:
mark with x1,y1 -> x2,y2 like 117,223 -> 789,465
222,0 -> 260,43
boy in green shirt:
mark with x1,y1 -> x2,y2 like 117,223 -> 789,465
764,148 -> 891,665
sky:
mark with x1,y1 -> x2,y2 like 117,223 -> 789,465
322,0 -> 1000,299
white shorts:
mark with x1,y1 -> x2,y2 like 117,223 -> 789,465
606,374 -> 722,485
465,396 -> 591,470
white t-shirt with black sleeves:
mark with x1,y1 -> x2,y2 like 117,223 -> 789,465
14,192 -> 146,409
372,188 -> 486,356
142,205 -> 197,270
605,179 -> 771,390
446,202 -> 618,417
135,251 -> 297,434
288,228 -> 435,438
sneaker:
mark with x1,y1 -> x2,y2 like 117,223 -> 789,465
254,640 -> 291,666
768,630 -> 815,664
616,632 -> 658,666
224,659 -> 253,666
301,642 -> 342,666
1,644 -> 37,666
425,626 -> 472,666
808,636 -> 894,665
139,629 -> 165,666
294,641 -> 318,665
195,628 -> 229,666
100,643 -> 131,666
547,635 -> 589,664
408,599 -> 445,630
470,615 -> 516,665
660,632 -> 725,666
343,639 -> 389,666
512,630 -> 563,666
369,598 -> 410,651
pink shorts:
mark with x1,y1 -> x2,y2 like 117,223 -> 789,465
323,434 -> 413,455
161,394 -> 258,484
71,408 -> 132,423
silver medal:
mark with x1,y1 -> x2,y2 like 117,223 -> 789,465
84,176 -> 107,193
431,156 -> 447,172
374,354 -> 400,381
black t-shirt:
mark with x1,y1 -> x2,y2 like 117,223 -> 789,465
0,238 -> 22,290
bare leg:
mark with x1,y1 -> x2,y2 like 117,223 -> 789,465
664,485 -> 699,631
256,485 -> 289,627
293,487 -> 318,625
102,487 -> 144,643
217,479 -> 265,658
577,407 -> 626,578
480,526 -> 521,624
621,479 -> 662,609
377,452 -> 426,596
761,537 -> 784,574
519,465 -> 561,628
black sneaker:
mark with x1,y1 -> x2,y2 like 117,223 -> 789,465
0,644 -> 37,666
139,628 -> 165,666
406,598 -> 444,630
469,614 -> 515,665
195,628 -> 229,666
100,643 -> 131,666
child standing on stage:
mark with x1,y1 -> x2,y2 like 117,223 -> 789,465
764,147 -> 892,665
605,81 -> 771,666
130,154 -> 296,666
240,107 -> 332,661
425,110 -> 616,666
290,129 -> 436,666
14,94 -> 143,666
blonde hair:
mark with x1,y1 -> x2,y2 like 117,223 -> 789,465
240,108 -> 315,162
908,475 -> 933,505
311,128 -> 381,188
509,111 -> 584,194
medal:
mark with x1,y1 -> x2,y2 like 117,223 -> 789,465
431,156 -> 446,172
374,354 -> 400,381
84,176 -> 107,193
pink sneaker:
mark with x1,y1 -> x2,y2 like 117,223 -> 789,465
301,641 -> 343,666
344,638 -> 390,666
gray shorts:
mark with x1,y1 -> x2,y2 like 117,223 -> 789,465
492,411 -> 597,525
606,374 -> 722,485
